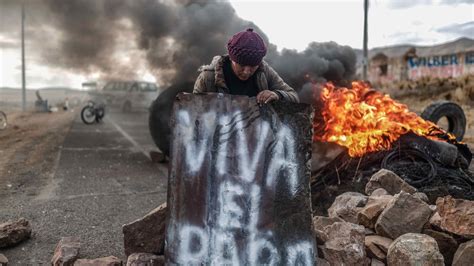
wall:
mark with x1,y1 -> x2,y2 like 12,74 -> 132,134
366,51 -> 474,85
408,51 -> 474,80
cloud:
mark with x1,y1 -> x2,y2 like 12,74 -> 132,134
440,0 -> 473,5
386,0 -> 472,9
385,32 -> 430,46
385,0 -> 433,9
0,38 -> 19,49
437,21 -> 474,37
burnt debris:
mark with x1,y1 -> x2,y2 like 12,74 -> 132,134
311,132 -> 473,216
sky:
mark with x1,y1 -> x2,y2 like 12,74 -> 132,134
229,0 -> 473,51
0,0 -> 473,89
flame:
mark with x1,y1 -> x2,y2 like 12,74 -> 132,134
313,81 -> 455,157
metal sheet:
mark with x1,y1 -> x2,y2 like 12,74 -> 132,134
165,93 -> 315,265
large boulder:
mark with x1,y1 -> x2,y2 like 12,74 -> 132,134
423,229 -> 458,265
365,169 -> 417,196
320,222 -> 368,265
412,192 -> 429,203
452,239 -> 474,266
375,192 -> 432,239
387,233 -> 444,266
0,254 -> 7,266
429,212 -> 442,229
370,258 -> 385,266
313,216 -> 345,229
74,256 -> 122,266
316,257 -> 330,266
370,188 -> 389,197
51,237 -> 81,266
436,196 -> 474,238
328,192 -> 368,224
126,253 -> 164,266
123,203 -> 167,256
312,216 -> 344,244
0,218 -> 32,248
357,195 -> 393,229
364,235 -> 392,261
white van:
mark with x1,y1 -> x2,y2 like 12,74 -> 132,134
100,81 -> 161,112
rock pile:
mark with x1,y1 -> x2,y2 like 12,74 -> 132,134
314,169 -> 474,265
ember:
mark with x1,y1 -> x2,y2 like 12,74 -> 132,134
313,81 -> 455,157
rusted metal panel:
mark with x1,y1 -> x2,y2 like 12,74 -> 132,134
165,93 -> 315,265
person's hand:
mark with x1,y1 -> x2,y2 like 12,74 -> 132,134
257,90 -> 279,104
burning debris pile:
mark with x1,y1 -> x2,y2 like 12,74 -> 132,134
310,81 -> 474,264
311,81 -> 473,214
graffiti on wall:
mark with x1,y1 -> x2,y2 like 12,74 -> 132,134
408,52 -> 474,79
165,93 -> 315,265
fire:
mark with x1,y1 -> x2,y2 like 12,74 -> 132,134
313,81 -> 454,157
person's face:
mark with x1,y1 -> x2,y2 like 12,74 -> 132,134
231,60 -> 259,81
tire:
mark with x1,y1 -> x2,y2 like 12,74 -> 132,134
421,100 -> 466,141
149,82 -> 194,156
0,111 -> 7,130
95,106 -> 105,122
81,106 -> 97,124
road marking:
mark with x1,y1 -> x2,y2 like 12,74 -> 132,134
105,116 -> 151,160
35,149 -> 62,201
62,147 -> 130,151
37,189 -> 164,201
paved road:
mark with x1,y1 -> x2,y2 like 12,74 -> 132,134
0,109 -> 168,264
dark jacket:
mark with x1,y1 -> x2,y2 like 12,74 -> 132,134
193,55 -> 299,102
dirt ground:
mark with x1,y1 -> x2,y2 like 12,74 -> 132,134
0,108 -> 166,263
0,110 -> 76,198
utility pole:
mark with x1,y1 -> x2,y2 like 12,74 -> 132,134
21,1 -> 26,111
362,0 -> 369,81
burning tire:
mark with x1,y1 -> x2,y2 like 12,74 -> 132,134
421,101 -> 466,141
149,82 -> 193,156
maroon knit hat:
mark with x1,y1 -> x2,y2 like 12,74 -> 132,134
227,28 -> 267,66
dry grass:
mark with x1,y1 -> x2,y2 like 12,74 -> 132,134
379,74 -> 474,104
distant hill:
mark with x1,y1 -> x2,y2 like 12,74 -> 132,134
354,37 -> 474,64
0,86 -> 81,91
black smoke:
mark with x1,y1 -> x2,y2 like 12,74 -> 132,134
1,0 -> 356,92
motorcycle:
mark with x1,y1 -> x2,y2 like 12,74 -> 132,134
81,101 -> 105,124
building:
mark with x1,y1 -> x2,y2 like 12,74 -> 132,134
356,37 -> 474,85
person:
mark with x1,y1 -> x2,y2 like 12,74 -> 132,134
193,28 -> 299,104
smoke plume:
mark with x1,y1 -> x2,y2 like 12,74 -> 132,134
1,0 -> 356,92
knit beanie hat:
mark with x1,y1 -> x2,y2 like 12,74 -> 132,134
227,28 -> 267,66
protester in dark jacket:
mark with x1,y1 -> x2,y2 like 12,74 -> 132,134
193,28 -> 299,103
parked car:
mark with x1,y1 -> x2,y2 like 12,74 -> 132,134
92,81 -> 161,112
